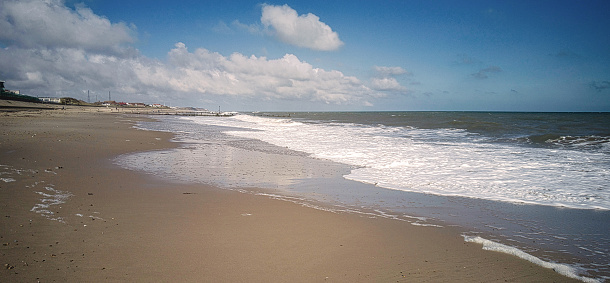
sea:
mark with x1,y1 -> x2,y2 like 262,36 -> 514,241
117,111 -> 610,282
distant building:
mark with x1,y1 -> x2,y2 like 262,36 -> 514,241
1,81 -> 24,96
39,97 -> 62,104
127,102 -> 146,108
0,80 -> 20,95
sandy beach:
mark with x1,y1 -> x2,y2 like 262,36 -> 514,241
0,104 -> 579,282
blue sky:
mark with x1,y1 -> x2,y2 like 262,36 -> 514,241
1,0 -> 609,111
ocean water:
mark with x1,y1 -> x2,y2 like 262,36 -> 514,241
118,112 -> 609,282
207,112 -> 610,209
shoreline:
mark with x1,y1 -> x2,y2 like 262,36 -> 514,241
126,114 -> 605,282
1,107 -> 583,282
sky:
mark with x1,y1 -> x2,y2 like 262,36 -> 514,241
1,0 -> 609,112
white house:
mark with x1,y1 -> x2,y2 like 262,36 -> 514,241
39,97 -> 62,104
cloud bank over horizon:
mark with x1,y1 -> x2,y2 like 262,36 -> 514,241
0,0 -> 393,108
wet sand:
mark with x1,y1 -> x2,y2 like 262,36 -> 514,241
0,104 -> 578,282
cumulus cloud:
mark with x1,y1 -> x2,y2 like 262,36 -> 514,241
370,77 -> 405,91
0,0 -> 376,106
261,4 -> 343,51
370,66 -> 409,92
140,42 -> 371,103
0,0 -> 135,56
1,42 -> 374,104
374,66 -> 410,77
471,65 -> 502,79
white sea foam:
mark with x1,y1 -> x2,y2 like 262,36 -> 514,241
31,186 -> 72,223
187,115 -> 610,210
463,235 -> 600,283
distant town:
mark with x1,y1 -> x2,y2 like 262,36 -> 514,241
37,96 -> 170,108
0,81 -> 241,116
2,81 -> 170,107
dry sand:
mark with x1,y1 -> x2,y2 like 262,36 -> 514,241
0,104 -> 578,282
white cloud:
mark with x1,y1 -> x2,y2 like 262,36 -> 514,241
1,41 -> 375,104
371,77 -> 406,91
374,66 -> 409,76
370,66 -> 409,92
231,20 -> 263,35
149,43 -> 371,103
0,0 -> 135,56
261,4 -> 344,51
